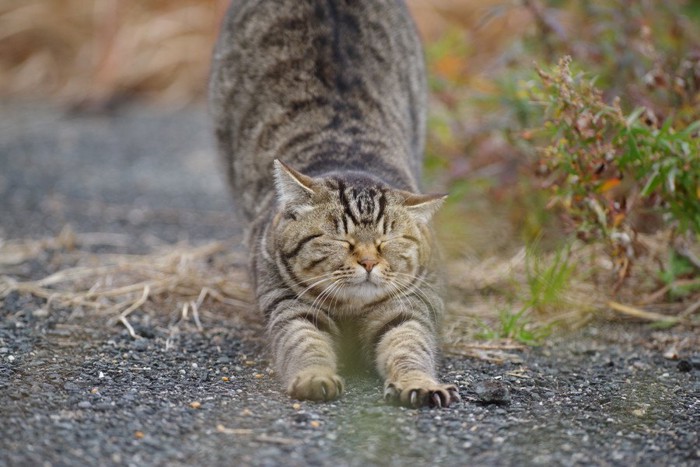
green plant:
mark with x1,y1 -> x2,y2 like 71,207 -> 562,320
477,307 -> 552,345
525,241 -> 574,313
659,250 -> 700,299
528,56 -> 700,283
425,0 -> 700,333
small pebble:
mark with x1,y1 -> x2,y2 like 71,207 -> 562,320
222,376 -> 230,382
32,308 -> 49,318
677,360 -> 692,373
134,431 -> 144,439
190,401 -> 201,409
78,401 -> 92,409
310,420 -> 321,428
64,382 -> 79,391
474,380 -> 511,404
663,347 -> 679,360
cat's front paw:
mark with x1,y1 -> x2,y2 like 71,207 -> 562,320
288,368 -> 344,402
384,379 -> 460,409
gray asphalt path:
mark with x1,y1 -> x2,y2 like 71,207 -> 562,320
0,102 -> 698,466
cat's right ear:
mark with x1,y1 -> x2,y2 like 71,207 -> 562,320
273,159 -> 316,211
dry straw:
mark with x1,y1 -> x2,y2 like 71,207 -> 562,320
0,0 -> 229,104
0,227 -> 253,337
2,226 -> 696,353
441,229 -> 700,356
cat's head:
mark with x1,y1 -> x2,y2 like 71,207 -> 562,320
270,160 -> 445,308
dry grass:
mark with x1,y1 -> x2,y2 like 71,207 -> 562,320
1,226 -> 697,352
0,0 -> 229,105
0,0 -> 530,104
0,227 -> 253,338
442,229 -> 700,349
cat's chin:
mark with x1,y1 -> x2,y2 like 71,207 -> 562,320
338,281 -> 389,305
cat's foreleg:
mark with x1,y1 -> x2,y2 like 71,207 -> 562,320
267,305 -> 344,401
369,313 -> 459,408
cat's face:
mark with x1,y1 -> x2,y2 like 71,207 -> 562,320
271,160 -> 444,308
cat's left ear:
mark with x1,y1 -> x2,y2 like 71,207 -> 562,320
403,192 -> 447,223
273,159 -> 317,209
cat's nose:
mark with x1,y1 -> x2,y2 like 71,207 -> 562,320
359,258 -> 377,272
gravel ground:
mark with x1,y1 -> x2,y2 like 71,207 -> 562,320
1,102 -> 698,466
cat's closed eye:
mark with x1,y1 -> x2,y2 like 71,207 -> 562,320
340,239 -> 355,248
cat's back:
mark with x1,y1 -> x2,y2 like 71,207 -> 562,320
210,0 -> 426,220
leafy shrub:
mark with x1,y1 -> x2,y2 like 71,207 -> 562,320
427,0 -> 700,331
489,1 -> 700,290
529,56 -> 700,282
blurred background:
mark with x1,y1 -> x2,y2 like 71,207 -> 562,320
1,0 -> 699,338
0,0 -> 528,105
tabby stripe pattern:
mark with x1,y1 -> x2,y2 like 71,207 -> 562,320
211,0 -> 459,407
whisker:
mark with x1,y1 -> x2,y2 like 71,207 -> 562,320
308,276 -> 348,320
325,280 -> 346,317
293,274 -> 335,302
386,280 -> 410,317
388,275 -> 442,324
389,271 -> 440,294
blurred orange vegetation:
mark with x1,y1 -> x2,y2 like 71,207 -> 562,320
409,0 -> 532,81
0,0 -> 534,105
0,0 -> 229,105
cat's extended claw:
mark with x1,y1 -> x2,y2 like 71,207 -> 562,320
448,387 -> 461,403
384,383 -> 398,402
384,380 -> 459,409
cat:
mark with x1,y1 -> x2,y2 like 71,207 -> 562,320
209,0 -> 459,408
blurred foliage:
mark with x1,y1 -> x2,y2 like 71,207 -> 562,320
476,307 -> 552,345
426,0 -> 699,282
0,0 -> 228,105
531,57 -> 700,284
525,241 -> 573,315
659,250 -> 700,300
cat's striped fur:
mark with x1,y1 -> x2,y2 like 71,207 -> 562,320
209,0 -> 458,408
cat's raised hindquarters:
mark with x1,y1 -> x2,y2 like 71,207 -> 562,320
210,0 -> 459,408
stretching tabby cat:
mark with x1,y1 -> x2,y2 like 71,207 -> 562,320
209,0 -> 459,408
